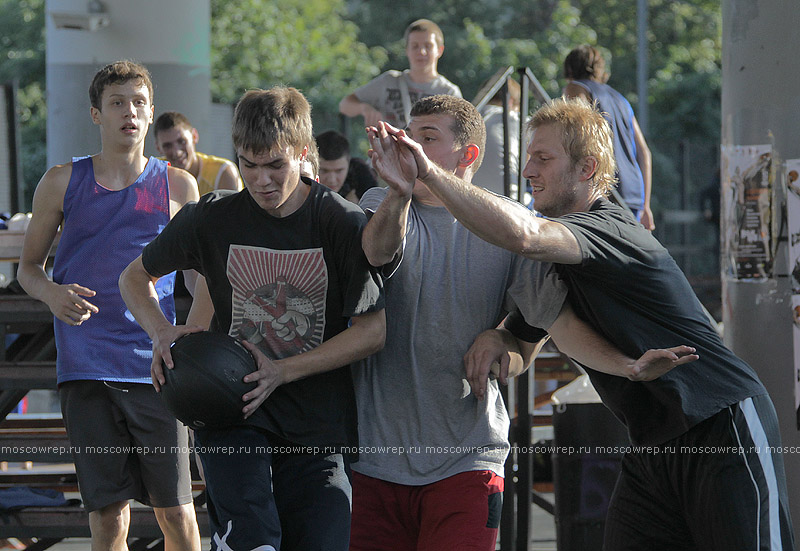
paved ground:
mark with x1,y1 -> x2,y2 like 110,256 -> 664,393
2,498 -> 558,550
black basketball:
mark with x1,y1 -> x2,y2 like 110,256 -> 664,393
160,331 -> 258,430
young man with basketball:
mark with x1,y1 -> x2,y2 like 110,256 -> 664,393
18,61 -> 201,550
120,86 -> 385,551
370,97 -> 794,550
351,95 -> 696,551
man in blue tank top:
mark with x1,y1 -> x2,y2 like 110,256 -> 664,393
563,45 -> 654,230
19,61 -> 201,550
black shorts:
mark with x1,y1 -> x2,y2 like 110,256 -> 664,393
60,380 -> 193,512
604,394 -> 794,551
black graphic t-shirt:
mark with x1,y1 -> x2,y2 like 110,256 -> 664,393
142,179 -> 384,448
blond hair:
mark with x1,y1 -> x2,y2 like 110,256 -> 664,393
529,97 -> 617,196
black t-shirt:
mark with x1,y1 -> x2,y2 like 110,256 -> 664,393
142,179 -> 384,448
508,199 -> 766,446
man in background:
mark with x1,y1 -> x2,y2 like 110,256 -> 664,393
154,111 -> 242,195
339,18 -> 461,129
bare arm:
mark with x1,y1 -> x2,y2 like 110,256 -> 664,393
167,166 -> 201,296
361,124 -> 419,266
167,166 -> 200,214
463,326 -> 545,400
632,116 -> 654,230
216,162 -> 243,191
119,256 -> 204,390
368,122 -> 583,264
185,275 -> 214,330
240,309 -> 386,417
340,93 -> 384,127
18,165 -> 99,325
547,303 -> 698,380
362,191 -> 412,267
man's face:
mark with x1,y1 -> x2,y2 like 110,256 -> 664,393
237,145 -> 308,218
318,156 -> 349,192
406,31 -> 442,72
91,81 -> 153,146
522,123 -> 584,217
155,125 -> 198,171
406,113 -> 464,199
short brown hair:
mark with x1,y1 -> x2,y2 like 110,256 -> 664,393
563,45 -> 606,81
404,19 -> 444,47
154,111 -> 192,136
529,97 -> 617,196
410,95 -> 487,172
232,87 -> 313,157
89,60 -> 153,110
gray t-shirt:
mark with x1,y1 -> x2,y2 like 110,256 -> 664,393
473,104 -> 522,196
353,188 -> 566,484
354,69 -> 462,128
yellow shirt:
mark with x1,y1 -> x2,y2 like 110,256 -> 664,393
160,151 -> 242,196
195,152 -> 242,196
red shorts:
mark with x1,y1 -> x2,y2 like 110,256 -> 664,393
350,470 -> 504,551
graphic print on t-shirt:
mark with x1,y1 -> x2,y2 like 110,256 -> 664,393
227,245 -> 327,359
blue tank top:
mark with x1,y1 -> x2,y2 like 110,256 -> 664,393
53,156 -> 176,384
574,80 -> 645,212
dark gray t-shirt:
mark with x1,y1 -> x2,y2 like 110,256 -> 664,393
352,188 -> 565,484
510,199 -> 766,447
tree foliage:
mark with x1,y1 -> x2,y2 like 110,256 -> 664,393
1,0 -> 721,213
0,0 -> 45,209
210,0 -> 387,132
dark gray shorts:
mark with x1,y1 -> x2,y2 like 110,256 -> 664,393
60,380 -> 193,512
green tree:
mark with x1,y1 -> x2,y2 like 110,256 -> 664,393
211,0 -> 387,133
0,0 -> 45,210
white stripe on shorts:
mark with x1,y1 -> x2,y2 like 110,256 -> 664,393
737,397 -> 781,551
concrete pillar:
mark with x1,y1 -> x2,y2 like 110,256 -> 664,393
46,0 -> 210,165
722,0 -> 800,538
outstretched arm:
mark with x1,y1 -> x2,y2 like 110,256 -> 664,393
465,302 -> 698,397
368,122 -> 583,264
547,303 -> 697,380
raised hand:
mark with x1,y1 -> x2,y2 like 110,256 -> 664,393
381,122 -> 434,182
366,122 -> 418,198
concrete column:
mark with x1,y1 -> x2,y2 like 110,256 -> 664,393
722,0 -> 800,538
46,0 -> 210,165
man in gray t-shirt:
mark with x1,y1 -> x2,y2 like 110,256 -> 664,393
339,19 -> 461,129
351,95 -> 696,551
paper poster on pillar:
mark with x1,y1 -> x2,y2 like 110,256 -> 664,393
787,159 -> 800,429
792,294 -> 800,430
721,145 -> 773,279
